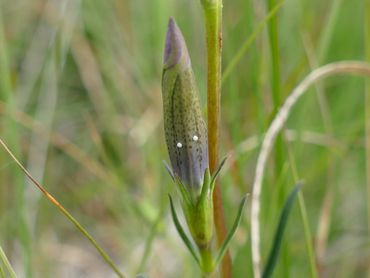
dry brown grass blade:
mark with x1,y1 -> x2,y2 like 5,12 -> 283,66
0,101 -> 109,180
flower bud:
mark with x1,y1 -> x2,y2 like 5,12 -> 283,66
162,18 -> 208,198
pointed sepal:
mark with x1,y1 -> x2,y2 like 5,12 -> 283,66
168,195 -> 201,266
199,168 -> 211,205
210,156 -> 227,192
214,195 -> 247,267
163,160 -> 175,181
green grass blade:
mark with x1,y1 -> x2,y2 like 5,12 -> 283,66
262,183 -> 303,278
365,2 -> 370,277
214,196 -> 247,267
0,266 -> 4,278
222,0 -> 285,84
317,0 -> 344,62
168,195 -> 200,266
0,245 -> 17,278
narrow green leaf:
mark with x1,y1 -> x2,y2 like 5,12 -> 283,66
262,183 -> 303,278
222,0 -> 286,84
214,196 -> 247,266
168,195 -> 200,265
0,245 -> 17,278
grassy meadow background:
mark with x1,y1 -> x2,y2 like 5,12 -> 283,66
0,0 -> 369,277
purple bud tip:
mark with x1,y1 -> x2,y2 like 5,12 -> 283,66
164,17 -> 190,69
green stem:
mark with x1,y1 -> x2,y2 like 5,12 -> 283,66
286,143 -> 318,278
200,247 -> 214,275
298,193 -> 318,278
266,0 -> 288,275
317,0 -> 344,63
267,0 -> 282,111
221,0 -> 285,84
266,0 -> 284,185
364,0 -> 370,275
136,208 -> 165,272
202,1 -> 230,277
203,0 -> 222,170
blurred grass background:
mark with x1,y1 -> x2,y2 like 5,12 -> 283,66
0,0 -> 369,277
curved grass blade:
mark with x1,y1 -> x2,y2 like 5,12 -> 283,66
168,195 -> 200,266
0,245 -> 17,278
262,183 -> 303,278
214,196 -> 247,267
162,160 -> 175,181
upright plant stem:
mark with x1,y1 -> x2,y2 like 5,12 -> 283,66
266,0 -> 288,275
266,0 -> 283,177
201,1 -> 231,277
364,0 -> 370,275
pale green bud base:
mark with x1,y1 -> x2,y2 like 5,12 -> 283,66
167,158 -> 247,276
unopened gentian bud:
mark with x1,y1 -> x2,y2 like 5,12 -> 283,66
162,17 -> 209,199
162,18 -> 243,271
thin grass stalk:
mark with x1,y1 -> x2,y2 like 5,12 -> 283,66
0,100 -> 109,180
297,193 -> 317,278
0,245 -> 17,278
265,0 -> 290,275
286,144 -> 317,278
136,210 -> 165,273
266,0 -> 284,180
221,0 -> 285,84
0,9 -> 32,276
251,61 -> 370,278
302,36 -> 334,272
201,1 -> 231,277
0,138 -> 126,278
312,4 -> 344,264
364,1 -> 370,275
317,0 -> 344,63
136,184 -> 166,274
266,0 -> 283,174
